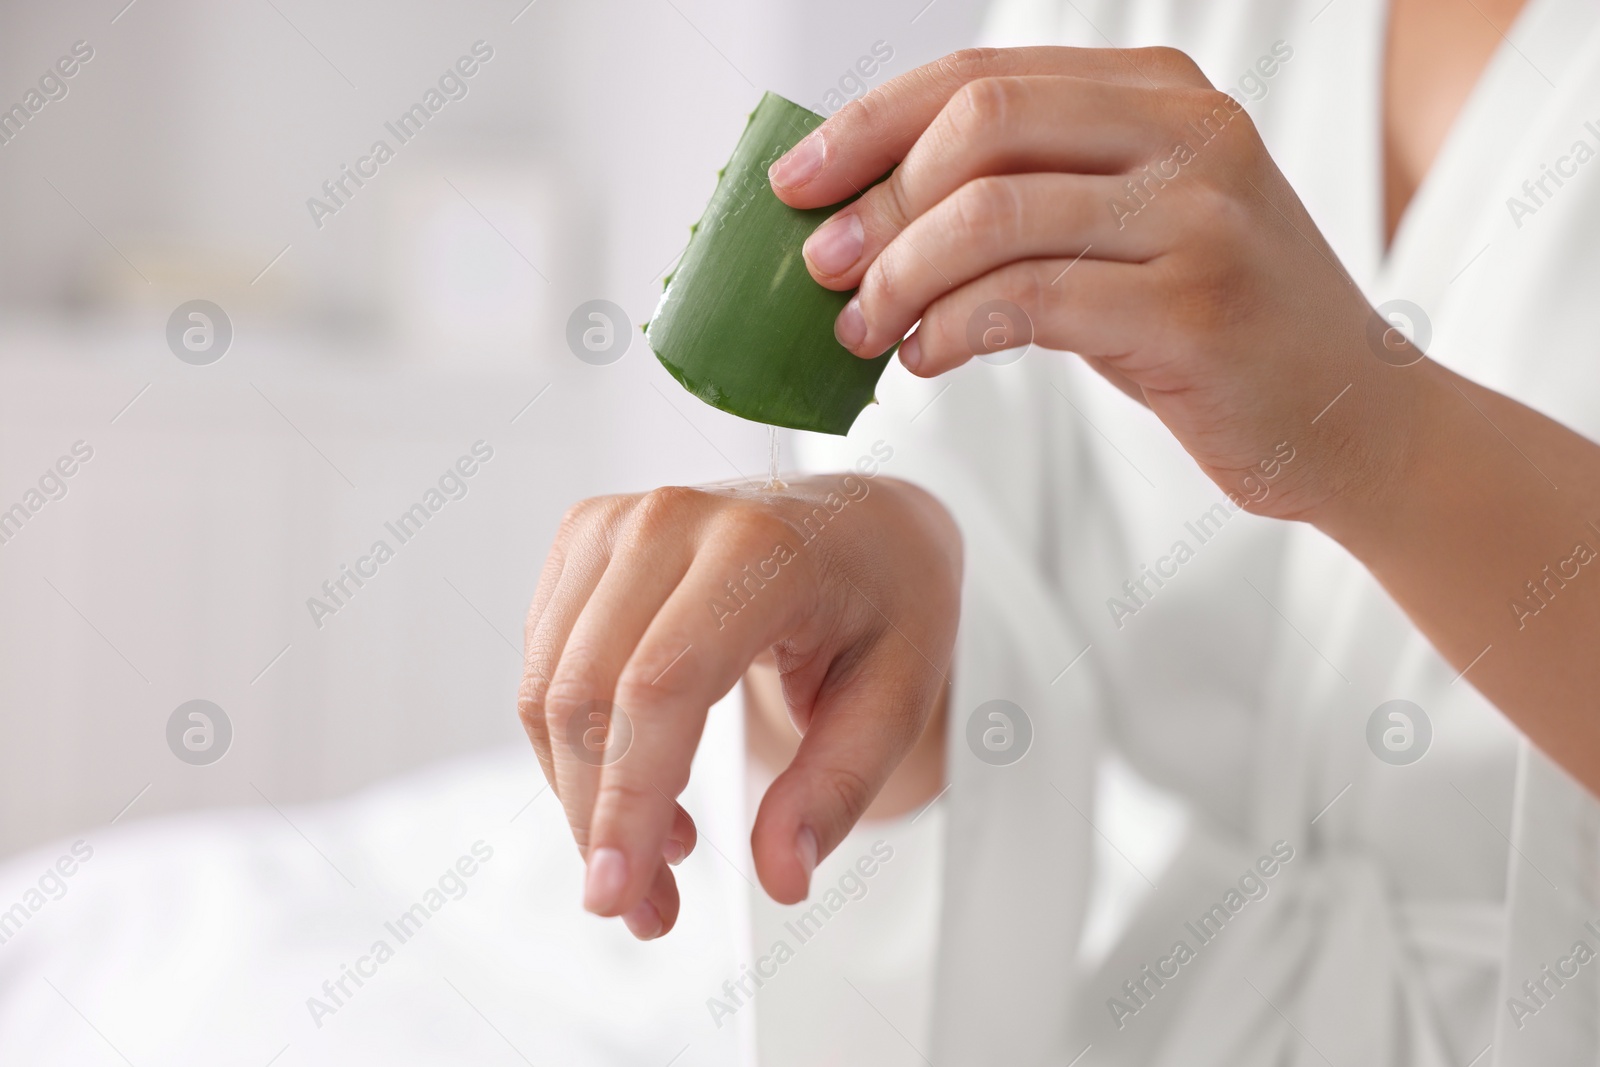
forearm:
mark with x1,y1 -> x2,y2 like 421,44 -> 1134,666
1316,359 -> 1600,790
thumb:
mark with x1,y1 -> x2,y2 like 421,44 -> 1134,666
749,651 -> 945,904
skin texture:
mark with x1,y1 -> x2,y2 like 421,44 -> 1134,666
518,476 -> 959,938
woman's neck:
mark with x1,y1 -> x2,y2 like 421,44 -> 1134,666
1382,0 -> 1530,247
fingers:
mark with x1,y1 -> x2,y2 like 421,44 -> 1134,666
898,256 -> 1159,376
803,76 -> 1179,298
620,859 -> 682,940
523,480 -> 958,935
583,512 -> 819,918
823,172 -> 1161,359
751,644 -> 946,904
543,490 -> 700,854
518,499 -> 626,788
588,806 -> 691,943
664,801 -> 697,866
771,46 -> 1210,208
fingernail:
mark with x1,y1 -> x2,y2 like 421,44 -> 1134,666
622,898 -> 663,940
899,331 -> 923,374
795,826 -> 818,889
804,213 -> 863,277
583,847 -> 628,914
835,296 -> 866,351
662,838 -> 687,866
769,132 -> 825,189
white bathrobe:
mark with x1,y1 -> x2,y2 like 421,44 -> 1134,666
789,0 -> 1600,1063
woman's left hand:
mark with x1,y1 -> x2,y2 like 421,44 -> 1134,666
770,46 -> 1415,527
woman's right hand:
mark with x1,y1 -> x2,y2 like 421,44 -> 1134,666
517,464 -> 961,939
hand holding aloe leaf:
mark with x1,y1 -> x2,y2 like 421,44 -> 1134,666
770,46 -> 1405,525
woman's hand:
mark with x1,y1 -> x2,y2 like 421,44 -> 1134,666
518,472 -> 960,938
770,46 -> 1416,526
768,47 -> 1600,798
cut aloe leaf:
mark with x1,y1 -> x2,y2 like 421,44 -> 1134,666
646,92 -> 895,436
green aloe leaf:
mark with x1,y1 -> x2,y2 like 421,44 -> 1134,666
646,92 -> 895,436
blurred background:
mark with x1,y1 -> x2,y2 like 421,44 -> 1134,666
0,0 -> 988,858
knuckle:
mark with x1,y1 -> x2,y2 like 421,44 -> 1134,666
542,670 -> 602,735
641,483 -> 702,513
1190,183 -> 1251,239
994,259 -> 1050,320
557,496 -> 605,536
1170,87 -> 1246,143
628,484 -> 707,534
860,241 -> 906,315
613,665 -> 671,711
937,46 -> 1005,82
1199,87 -> 1246,126
523,585 -> 550,637
736,508 -> 819,590
555,494 -> 630,551
517,632 -> 563,726
809,763 -> 876,825
1135,46 -> 1205,82
950,176 -> 1020,244
950,76 -> 1016,135
827,106 -> 877,169
864,171 -> 915,236
723,502 -> 800,552
516,676 -> 549,733
612,652 -> 698,729
836,83 -> 885,134
600,777 -> 656,812
556,500 -> 589,533
610,666 -> 651,706
603,771 -> 683,811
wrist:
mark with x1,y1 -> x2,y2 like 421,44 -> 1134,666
1306,357 -> 1457,554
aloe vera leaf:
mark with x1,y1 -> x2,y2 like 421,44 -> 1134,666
646,92 -> 896,436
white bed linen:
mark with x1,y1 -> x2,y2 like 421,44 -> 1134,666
0,685 -> 945,1067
